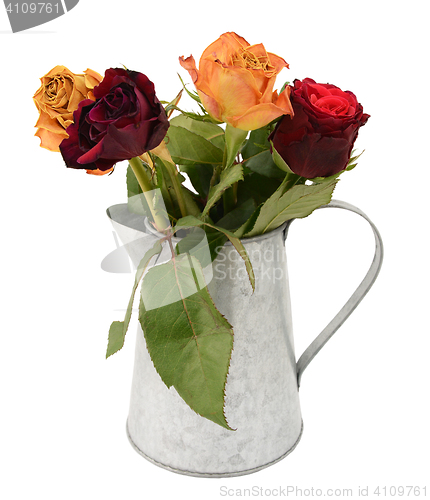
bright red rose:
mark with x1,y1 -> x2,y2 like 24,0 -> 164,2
60,68 -> 169,173
270,78 -> 370,178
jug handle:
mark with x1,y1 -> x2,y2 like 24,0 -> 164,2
288,199 -> 384,387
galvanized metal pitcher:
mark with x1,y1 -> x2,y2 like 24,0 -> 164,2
107,199 -> 383,477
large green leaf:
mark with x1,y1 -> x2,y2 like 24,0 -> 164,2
139,254 -> 234,430
170,115 -> 225,150
106,239 -> 163,358
244,177 -> 338,237
202,163 -> 244,217
165,126 -> 224,166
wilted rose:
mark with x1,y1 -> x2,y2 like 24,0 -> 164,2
179,32 -> 293,131
60,68 -> 169,174
33,66 -> 102,152
270,78 -> 370,178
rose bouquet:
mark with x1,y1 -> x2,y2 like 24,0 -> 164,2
34,32 -> 369,430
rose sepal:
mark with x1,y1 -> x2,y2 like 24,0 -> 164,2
271,141 -> 296,175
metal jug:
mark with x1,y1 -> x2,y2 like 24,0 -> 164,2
106,199 -> 383,477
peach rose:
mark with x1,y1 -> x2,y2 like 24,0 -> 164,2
179,32 -> 293,131
33,66 -> 102,152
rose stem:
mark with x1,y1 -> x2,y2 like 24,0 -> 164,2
128,156 -> 168,231
162,160 -> 188,219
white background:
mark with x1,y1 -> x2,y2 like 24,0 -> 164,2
1,1 -> 429,499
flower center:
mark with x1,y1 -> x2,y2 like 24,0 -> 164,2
310,94 -> 353,116
46,77 -> 61,99
231,48 -> 275,75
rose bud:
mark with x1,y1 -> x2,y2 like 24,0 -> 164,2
270,78 -> 370,178
60,68 -> 169,174
33,66 -> 102,152
179,32 -> 293,131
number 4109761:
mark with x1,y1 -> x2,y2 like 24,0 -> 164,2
5,3 -> 60,14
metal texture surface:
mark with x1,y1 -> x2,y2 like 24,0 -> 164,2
107,199 -> 383,477
127,223 -> 302,476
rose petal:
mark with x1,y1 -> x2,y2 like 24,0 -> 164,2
181,32 -> 290,130
34,128 -> 65,152
86,166 -> 114,176
230,100 -> 292,131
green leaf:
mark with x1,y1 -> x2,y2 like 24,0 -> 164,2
177,73 -> 202,104
225,124 -> 248,169
182,186 -> 203,218
177,230 -> 228,264
280,81 -> 290,93
244,177 -> 338,236
106,240 -> 163,358
346,149 -> 364,171
170,115 -> 225,150
241,126 -> 271,160
216,198 -> 257,231
175,229 -> 225,268
307,171 -> 342,184
271,142 -> 295,174
163,89 -> 183,118
203,163 -> 244,217
236,172 -> 283,207
165,126 -> 224,166
139,254 -> 234,430
243,149 -> 287,179
175,215 -> 255,292
127,164 -> 142,198
179,163 -> 214,198
234,204 -> 263,239
166,106 -> 220,123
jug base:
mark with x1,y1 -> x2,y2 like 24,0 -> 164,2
126,419 -> 304,478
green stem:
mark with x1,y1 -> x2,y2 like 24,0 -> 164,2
162,160 -> 188,219
129,156 -> 153,193
285,172 -> 304,190
128,157 -> 168,232
221,125 -> 247,215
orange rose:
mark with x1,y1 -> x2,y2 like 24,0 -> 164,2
33,66 -> 102,152
179,32 -> 293,131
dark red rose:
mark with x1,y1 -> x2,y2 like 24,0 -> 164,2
60,68 -> 169,173
270,78 -> 370,178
